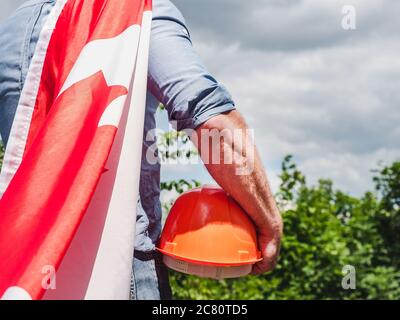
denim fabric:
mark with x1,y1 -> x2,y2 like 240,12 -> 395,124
131,251 -> 172,300
0,0 -> 235,300
0,0 -> 55,147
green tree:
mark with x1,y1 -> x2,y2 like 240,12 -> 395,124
162,150 -> 400,299
373,162 -> 400,268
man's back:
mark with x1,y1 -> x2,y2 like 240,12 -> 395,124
0,0 -> 236,299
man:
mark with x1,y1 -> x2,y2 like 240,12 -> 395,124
0,0 -> 282,300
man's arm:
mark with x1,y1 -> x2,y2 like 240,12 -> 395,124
149,1 -> 282,273
192,110 -> 283,274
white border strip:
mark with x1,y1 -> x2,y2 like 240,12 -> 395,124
0,0 -> 68,197
84,10 -> 153,300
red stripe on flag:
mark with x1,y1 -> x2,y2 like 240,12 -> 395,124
0,71 -> 127,299
26,0 -> 148,151
0,0 -> 152,300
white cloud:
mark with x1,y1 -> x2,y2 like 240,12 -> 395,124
174,0 -> 400,195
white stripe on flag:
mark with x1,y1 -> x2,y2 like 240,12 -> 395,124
42,10 -> 153,300
0,0 -> 68,198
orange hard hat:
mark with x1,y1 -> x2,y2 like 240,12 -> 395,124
157,185 -> 262,279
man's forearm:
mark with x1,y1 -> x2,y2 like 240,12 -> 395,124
192,110 -> 283,273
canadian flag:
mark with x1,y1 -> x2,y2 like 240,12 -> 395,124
0,0 -> 152,300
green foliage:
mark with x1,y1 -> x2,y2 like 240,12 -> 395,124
373,162 -> 400,268
158,130 -> 198,162
2,122 -> 399,299
156,104 -> 198,162
161,179 -> 201,194
162,154 -> 400,300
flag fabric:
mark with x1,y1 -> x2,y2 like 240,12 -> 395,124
0,0 -> 152,300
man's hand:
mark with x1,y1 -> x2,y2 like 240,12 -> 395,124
191,110 -> 283,275
251,228 -> 282,275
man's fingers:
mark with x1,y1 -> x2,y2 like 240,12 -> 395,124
250,240 -> 280,275
250,262 -> 269,275
251,256 -> 277,275
265,241 -> 279,259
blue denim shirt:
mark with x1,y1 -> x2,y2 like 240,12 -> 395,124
0,0 -> 236,253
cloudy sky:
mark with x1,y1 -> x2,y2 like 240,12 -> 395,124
170,0 -> 400,195
1,0 -> 399,195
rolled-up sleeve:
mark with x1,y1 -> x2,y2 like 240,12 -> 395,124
148,0 -> 236,131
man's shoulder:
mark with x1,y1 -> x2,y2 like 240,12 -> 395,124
152,0 -> 186,26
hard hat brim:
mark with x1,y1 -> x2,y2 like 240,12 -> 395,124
157,247 -> 262,267
162,254 -> 254,279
